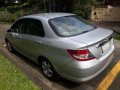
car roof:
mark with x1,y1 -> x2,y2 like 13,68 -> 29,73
22,13 -> 75,20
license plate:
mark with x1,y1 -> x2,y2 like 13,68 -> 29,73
102,41 -> 111,53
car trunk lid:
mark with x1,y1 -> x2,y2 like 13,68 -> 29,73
69,28 -> 113,58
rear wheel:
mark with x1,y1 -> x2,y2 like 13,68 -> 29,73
6,41 -> 14,52
41,59 -> 59,80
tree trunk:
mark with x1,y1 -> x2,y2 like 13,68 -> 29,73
49,0 -> 52,12
44,0 -> 46,12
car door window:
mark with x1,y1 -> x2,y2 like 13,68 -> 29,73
27,19 -> 45,37
19,22 -> 27,34
11,19 -> 27,34
11,22 -> 20,33
11,19 -> 45,37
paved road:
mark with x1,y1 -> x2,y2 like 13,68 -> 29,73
93,22 -> 120,34
0,24 -> 120,90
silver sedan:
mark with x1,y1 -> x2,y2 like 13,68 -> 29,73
5,13 -> 114,83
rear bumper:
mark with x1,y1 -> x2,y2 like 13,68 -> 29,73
58,45 -> 114,83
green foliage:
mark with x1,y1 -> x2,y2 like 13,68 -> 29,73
113,33 -> 120,40
74,0 -> 100,19
0,11 -> 18,23
0,0 -> 103,23
0,9 -> 38,23
7,3 -> 29,13
0,55 -> 40,90
0,8 -> 5,11
27,0 -> 43,5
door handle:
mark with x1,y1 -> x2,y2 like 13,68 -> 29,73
18,36 -> 21,39
16,35 -> 21,39
37,41 -> 42,44
12,33 -> 21,39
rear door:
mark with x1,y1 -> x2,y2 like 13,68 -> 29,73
18,18 -> 46,61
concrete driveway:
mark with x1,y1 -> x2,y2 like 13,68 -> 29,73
0,23 -> 120,90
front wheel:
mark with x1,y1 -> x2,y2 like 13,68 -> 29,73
6,41 -> 14,52
41,59 -> 59,80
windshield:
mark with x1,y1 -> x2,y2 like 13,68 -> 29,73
49,15 -> 96,37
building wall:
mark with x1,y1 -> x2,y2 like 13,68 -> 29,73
91,5 -> 120,22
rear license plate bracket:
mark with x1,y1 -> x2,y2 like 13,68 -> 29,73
102,41 -> 111,53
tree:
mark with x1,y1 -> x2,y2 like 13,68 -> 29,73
0,0 -> 103,19
74,0 -> 100,18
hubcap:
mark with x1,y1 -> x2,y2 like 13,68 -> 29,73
42,61 -> 53,77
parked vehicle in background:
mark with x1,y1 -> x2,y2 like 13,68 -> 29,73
5,13 -> 114,83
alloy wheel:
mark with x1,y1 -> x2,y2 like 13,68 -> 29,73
42,60 -> 53,78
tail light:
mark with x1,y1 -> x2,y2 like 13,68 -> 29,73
67,49 -> 95,61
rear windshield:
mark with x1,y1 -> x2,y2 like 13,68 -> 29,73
49,15 -> 96,37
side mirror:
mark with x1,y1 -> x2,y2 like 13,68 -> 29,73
7,29 -> 11,32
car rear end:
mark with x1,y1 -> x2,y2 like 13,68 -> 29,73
48,14 -> 114,82
58,28 -> 114,83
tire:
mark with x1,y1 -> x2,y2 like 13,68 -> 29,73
6,41 -> 14,52
41,59 -> 59,80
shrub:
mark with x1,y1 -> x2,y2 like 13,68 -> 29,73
73,0 -> 99,19
7,3 -> 29,13
0,11 -> 18,23
0,9 -> 43,23
0,8 -> 5,11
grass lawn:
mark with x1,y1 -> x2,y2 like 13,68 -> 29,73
0,55 -> 41,90
113,33 -> 120,40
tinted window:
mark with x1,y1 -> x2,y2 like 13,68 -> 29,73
49,15 -> 96,37
11,19 -> 27,34
27,19 -> 45,37
11,19 -> 45,37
